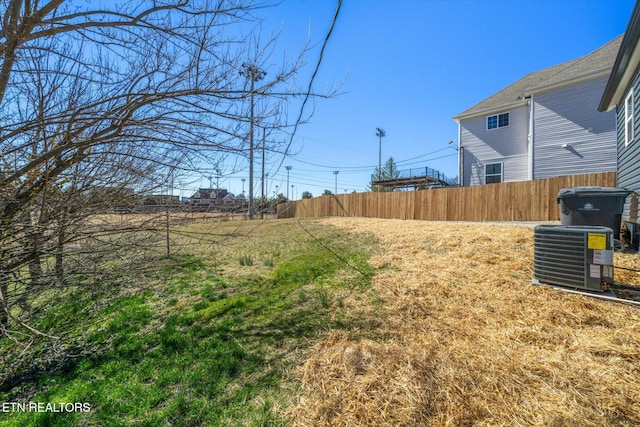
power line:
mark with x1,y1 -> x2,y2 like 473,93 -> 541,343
288,150 -> 457,173
277,0 -> 342,167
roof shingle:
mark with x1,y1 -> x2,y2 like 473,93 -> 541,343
454,35 -> 623,120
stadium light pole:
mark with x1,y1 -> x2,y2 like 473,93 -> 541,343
376,128 -> 386,180
240,63 -> 266,219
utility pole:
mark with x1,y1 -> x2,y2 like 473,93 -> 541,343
285,166 -> 292,200
261,128 -> 266,201
333,170 -> 339,195
448,139 -> 464,187
376,128 -> 386,181
240,63 -> 266,219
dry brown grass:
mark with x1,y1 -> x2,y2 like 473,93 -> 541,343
287,218 -> 640,426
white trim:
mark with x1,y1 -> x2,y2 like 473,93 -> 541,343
453,99 -> 528,122
486,112 -> 510,130
625,89 -> 634,146
528,96 -> 534,180
457,122 -> 463,187
484,162 -> 504,184
601,38 -> 640,112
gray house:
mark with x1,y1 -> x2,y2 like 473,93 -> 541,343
600,1 -> 640,247
454,36 -> 622,187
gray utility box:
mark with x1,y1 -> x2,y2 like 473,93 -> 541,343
557,186 -> 631,239
533,225 -> 614,292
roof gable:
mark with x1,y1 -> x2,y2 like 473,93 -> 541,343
455,36 -> 623,121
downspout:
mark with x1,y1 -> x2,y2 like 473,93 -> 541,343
458,122 -> 463,186
528,96 -> 534,180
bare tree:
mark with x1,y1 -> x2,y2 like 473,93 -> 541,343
0,0 -> 338,337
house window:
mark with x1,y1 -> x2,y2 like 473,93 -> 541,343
625,90 -> 634,146
487,112 -> 509,130
485,163 -> 503,184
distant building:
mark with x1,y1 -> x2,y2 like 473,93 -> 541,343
188,188 -> 232,206
222,194 -> 236,205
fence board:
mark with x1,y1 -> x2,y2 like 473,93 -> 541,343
277,172 -> 618,222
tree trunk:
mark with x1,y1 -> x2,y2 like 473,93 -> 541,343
0,271 -> 9,329
55,223 -> 65,285
25,218 -> 43,287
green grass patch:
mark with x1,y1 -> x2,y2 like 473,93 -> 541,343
0,219 -> 379,426
238,254 -> 254,266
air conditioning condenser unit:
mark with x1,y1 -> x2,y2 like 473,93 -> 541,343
532,225 -> 614,292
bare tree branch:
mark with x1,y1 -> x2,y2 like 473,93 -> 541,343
0,0 -> 340,343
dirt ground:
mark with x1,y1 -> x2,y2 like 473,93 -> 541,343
288,218 -> 640,426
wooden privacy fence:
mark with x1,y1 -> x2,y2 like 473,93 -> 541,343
277,172 -> 618,222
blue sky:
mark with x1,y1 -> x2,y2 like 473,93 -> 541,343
198,0 -> 635,199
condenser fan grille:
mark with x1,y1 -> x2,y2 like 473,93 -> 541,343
533,225 -> 614,292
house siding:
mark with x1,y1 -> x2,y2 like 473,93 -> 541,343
617,66 -> 640,224
533,75 -> 617,179
460,104 -> 529,186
